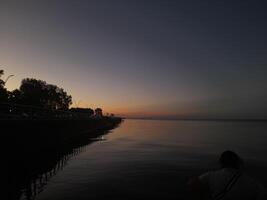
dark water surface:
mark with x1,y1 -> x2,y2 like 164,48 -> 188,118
16,119 -> 267,200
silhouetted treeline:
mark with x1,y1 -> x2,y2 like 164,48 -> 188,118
0,70 -> 109,119
0,70 -> 9,101
1,70 -> 72,110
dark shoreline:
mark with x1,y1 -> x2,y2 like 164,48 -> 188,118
6,117 -> 122,200
4,117 -> 122,150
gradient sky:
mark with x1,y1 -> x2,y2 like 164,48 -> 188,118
1,0 -> 267,119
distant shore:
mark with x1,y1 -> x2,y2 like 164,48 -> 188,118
125,117 -> 267,122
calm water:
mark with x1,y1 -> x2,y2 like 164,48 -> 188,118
20,119 -> 267,200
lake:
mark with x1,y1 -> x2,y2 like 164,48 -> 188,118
16,119 -> 267,200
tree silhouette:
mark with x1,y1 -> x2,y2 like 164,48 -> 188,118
0,70 -> 8,102
8,89 -> 22,104
19,78 -> 72,110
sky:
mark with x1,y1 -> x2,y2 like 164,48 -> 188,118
0,0 -> 267,119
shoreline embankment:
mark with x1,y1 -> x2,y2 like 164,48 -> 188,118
6,117 -> 122,200
4,117 -> 122,152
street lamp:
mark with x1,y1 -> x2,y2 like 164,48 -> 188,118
4,74 -> 14,84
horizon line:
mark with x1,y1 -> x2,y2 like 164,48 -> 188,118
123,117 -> 267,122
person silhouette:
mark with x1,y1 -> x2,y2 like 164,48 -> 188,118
187,151 -> 266,200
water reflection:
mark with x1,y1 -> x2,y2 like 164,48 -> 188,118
20,146 -> 85,200
8,131 -> 109,200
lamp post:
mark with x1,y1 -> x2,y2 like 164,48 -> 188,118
4,74 -> 14,84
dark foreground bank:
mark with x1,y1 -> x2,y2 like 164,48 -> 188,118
5,117 -> 122,200
4,117 -> 122,150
